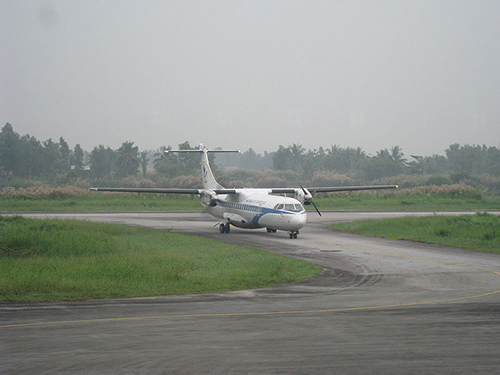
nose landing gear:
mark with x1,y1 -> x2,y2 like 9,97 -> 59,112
219,222 -> 231,233
289,230 -> 299,239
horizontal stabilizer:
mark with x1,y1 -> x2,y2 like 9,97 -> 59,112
212,189 -> 237,194
166,149 -> 240,154
90,187 -> 201,194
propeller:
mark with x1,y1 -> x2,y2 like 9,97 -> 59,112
300,186 -> 322,216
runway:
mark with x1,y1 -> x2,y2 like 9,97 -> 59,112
1,211 -> 500,374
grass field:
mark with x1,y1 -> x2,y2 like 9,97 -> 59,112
332,213 -> 500,254
0,193 -> 202,212
2,191 -> 500,212
0,216 -> 321,302
312,193 -> 500,211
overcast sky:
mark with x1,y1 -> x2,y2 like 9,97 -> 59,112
2,0 -> 499,157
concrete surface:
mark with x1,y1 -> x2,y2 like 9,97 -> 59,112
1,211 -> 499,374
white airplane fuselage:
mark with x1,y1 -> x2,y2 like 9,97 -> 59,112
204,190 -> 307,232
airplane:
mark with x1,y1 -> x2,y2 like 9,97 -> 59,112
91,144 -> 398,239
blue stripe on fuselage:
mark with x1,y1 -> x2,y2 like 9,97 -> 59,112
216,200 -> 302,226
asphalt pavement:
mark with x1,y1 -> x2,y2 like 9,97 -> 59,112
1,211 -> 499,374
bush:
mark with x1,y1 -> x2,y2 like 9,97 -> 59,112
310,172 -> 359,187
402,183 -> 483,199
477,175 -> 500,193
372,175 -> 427,188
425,176 -> 451,186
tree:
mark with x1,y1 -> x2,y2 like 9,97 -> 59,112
20,134 -> 44,177
59,137 -> 71,171
346,147 -> 367,174
90,145 -> 116,178
116,141 -> 139,177
361,146 -> 407,181
0,123 -> 21,175
153,146 -> 171,172
140,151 -> 149,178
485,146 -> 500,176
71,144 -> 85,170
42,138 -> 64,175
325,145 -> 346,172
289,143 -> 305,171
177,141 -> 200,172
272,145 -> 292,171
390,146 -> 407,165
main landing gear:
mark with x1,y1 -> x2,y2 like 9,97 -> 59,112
219,222 -> 231,233
268,227 -> 298,239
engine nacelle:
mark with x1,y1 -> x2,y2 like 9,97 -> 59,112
200,190 -> 218,207
295,188 -> 313,203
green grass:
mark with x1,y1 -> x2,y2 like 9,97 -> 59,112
332,213 -> 500,254
0,194 -> 202,212
312,193 -> 500,211
0,216 -> 321,302
2,192 -> 500,212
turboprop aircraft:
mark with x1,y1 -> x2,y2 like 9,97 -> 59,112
91,144 -> 397,239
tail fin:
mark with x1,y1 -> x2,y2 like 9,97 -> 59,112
166,144 -> 239,190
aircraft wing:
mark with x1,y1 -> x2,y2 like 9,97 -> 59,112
270,185 -> 398,195
90,187 -> 238,195
91,185 -> 397,196
306,185 -> 398,194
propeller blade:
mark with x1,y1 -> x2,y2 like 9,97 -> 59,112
300,185 -> 321,216
310,199 -> 322,216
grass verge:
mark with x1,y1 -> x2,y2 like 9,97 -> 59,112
331,213 -> 500,254
0,194 -> 202,212
2,192 -> 500,212
0,216 -> 321,302
313,193 -> 500,211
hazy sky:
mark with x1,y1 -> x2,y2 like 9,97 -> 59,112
2,0 -> 499,157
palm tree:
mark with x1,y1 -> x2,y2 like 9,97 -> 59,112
289,143 -> 305,170
116,141 -> 139,177
390,146 -> 407,165
140,151 -> 149,178
153,146 -> 171,171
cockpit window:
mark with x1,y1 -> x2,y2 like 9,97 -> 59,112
274,203 -> 304,212
286,204 -> 304,212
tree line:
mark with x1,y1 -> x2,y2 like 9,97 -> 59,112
1,123 -> 500,188
216,142 -> 500,182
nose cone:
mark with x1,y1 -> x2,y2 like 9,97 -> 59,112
290,212 -> 307,230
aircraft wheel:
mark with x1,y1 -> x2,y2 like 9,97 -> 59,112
220,223 -> 231,233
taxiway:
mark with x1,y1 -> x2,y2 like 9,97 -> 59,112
1,211 -> 499,374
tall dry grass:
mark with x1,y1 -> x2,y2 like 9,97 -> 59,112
1,186 -> 91,199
